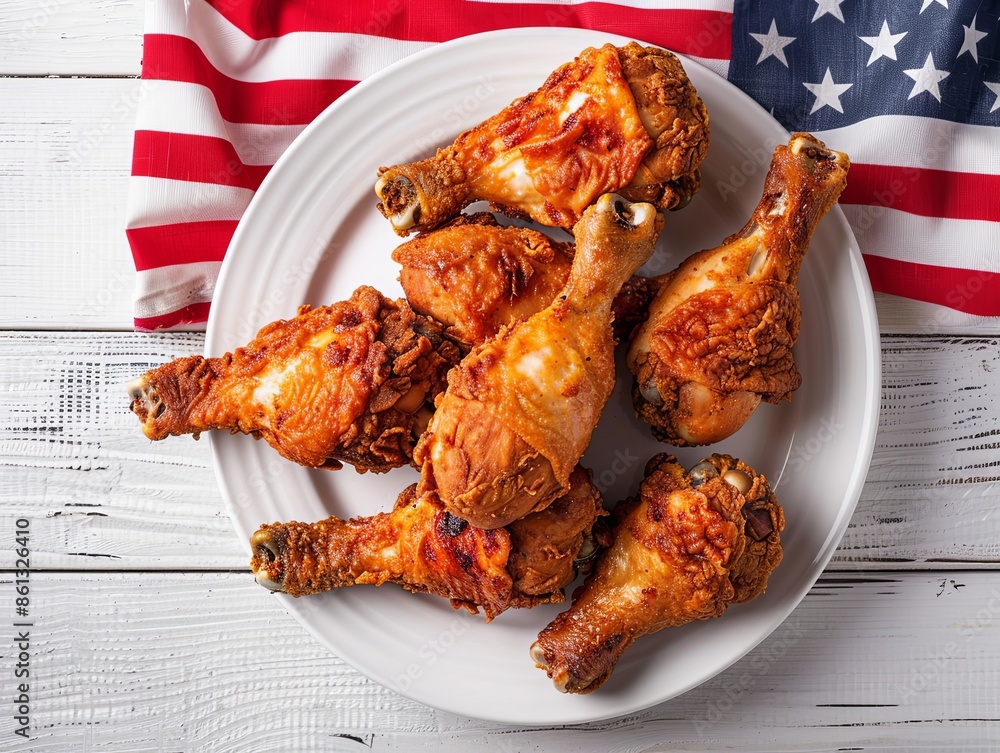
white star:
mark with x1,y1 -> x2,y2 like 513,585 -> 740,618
859,20 -> 907,66
919,0 -> 948,13
803,68 -> 854,113
903,53 -> 950,102
985,81 -> 1000,113
750,20 -> 796,67
812,0 -> 847,22
958,14 -> 988,62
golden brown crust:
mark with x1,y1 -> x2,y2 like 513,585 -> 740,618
633,280 -> 803,403
376,43 -> 706,235
414,196 -> 661,529
129,286 -> 460,473
481,44 -> 651,227
393,213 -> 574,347
249,468 -> 608,619
394,214 -> 654,348
414,392 -> 565,529
617,42 -> 710,210
251,486 -> 517,620
506,466 -> 607,596
626,133 -> 849,446
532,453 -> 784,693
376,147 -> 470,233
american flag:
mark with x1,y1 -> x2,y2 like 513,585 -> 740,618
127,0 -> 1000,330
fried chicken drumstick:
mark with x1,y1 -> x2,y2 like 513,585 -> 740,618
392,212 -> 654,349
627,133 -> 850,446
249,466 -> 607,621
127,286 -> 460,473
415,194 -> 662,529
531,453 -> 784,693
376,42 -> 708,235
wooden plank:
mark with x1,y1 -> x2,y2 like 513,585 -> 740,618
0,0 -> 141,76
2,332 -> 999,570
2,571 -> 998,750
0,78 -> 139,330
0,332 -> 243,568
838,336 -> 1000,566
2,76 -> 999,335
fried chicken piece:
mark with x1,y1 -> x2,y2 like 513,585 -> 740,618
392,212 -> 654,348
393,213 -> 574,348
616,41 -> 709,210
375,42 -> 708,235
248,466 -> 607,621
127,286 -> 460,473
414,195 -> 662,529
531,453 -> 784,693
627,133 -> 850,446
506,466 -> 610,597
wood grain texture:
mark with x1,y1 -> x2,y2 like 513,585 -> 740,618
1,75 -> 999,335
0,332 -> 243,568
0,79 -> 138,330
1,331 -> 999,570
0,0 -> 140,75
838,337 -> 1000,566
2,3 -> 998,746
0,571 -> 997,751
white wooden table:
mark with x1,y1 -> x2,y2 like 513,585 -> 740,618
3,4 -> 1000,750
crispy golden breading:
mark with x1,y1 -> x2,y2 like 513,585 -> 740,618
376,44 -> 707,235
249,466 -> 606,621
531,453 -> 784,693
414,195 -> 662,529
393,212 -> 655,348
393,213 -> 575,348
617,41 -> 710,211
627,133 -> 850,446
128,286 -> 460,473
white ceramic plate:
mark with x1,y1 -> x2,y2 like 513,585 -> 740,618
207,28 -> 880,725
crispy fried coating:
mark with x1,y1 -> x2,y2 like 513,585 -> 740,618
505,466 -> 608,597
394,212 -> 655,348
627,133 -> 850,446
531,453 -> 784,693
617,41 -> 710,211
414,195 -> 662,529
249,466 -> 606,621
376,44 -> 707,235
393,213 -> 575,348
127,286 -> 460,473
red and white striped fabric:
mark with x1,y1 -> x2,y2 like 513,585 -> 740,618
126,0 -> 730,330
126,0 -> 1000,330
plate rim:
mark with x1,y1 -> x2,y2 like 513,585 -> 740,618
206,26 -> 882,725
